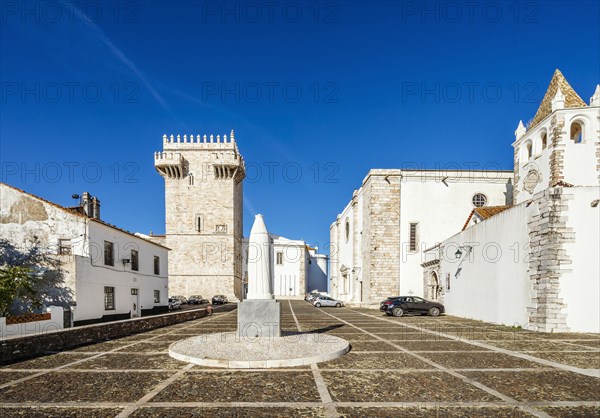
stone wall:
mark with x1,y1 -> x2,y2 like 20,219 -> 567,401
0,304 -> 235,364
549,114 -> 566,186
362,174 -> 401,303
527,187 -> 573,332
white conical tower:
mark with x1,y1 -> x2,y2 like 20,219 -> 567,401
246,214 -> 273,300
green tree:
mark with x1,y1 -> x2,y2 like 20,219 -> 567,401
0,239 -> 70,317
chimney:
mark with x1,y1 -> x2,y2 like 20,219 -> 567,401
91,197 -> 101,219
81,192 -> 92,217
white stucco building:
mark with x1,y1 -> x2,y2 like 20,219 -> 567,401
423,70 -> 600,333
242,234 -> 328,299
330,169 -> 513,305
0,183 -> 169,325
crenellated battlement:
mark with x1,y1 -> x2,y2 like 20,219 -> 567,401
162,130 -> 240,152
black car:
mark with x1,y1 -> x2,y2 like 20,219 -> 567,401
380,296 -> 444,317
188,295 -> 209,305
212,295 -> 228,305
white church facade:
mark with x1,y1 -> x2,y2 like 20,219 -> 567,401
330,69 -> 599,333
329,169 -> 514,305
242,234 -> 328,299
423,70 -> 600,333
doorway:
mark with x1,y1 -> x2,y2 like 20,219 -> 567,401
131,288 -> 140,318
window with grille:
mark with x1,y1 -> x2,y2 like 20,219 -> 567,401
276,252 -> 283,265
58,239 -> 71,255
131,250 -> 139,271
472,193 -> 487,207
153,290 -> 160,303
154,256 -> 160,275
104,287 -> 115,310
409,223 -> 419,252
104,241 -> 114,266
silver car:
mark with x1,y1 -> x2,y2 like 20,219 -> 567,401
313,296 -> 344,308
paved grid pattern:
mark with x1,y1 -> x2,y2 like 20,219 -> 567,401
0,300 -> 599,417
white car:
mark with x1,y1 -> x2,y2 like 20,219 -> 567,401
313,296 -> 344,308
168,298 -> 182,311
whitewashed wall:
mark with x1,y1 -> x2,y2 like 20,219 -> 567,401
560,187 -> 600,332
0,306 -> 64,339
399,172 -> 513,297
74,221 -> 169,322
308,253 -> 328,293
438,203 -> 533,327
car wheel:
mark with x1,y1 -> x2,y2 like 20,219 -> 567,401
315,302 -> 321,308
335,303 -> 341,308
429,307 -> 441,317
392,307 -> 404,317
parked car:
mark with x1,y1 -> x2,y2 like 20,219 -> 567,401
313,296 -> 344,308
188,295 -> 209,305
168,298 -> 182,311
380,296 -> 444,317
212,295 -> 228,305
171,295 -> 188,305
306,291 -> 330,302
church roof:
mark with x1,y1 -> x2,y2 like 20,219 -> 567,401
462,205 -> 511,231
529,69 -> 586,129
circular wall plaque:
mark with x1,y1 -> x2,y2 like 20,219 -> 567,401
523,170 -> 541,193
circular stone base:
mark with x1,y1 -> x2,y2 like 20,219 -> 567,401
169,332 -> 350,369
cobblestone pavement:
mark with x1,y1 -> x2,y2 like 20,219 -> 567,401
1,301 -> 598,417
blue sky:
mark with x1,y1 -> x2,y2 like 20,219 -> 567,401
1,0 -> 599,252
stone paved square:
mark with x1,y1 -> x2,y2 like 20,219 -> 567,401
0,302 -> 598,417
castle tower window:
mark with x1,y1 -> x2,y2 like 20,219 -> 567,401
276,252 -> 284,265
189,173 -> 194,185
570,121 -> 583,143
196,215 -> 203,232
472,193 -> 487,207
526,142 -> 533,160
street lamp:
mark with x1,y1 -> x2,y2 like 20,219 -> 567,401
454,249 -> 462,259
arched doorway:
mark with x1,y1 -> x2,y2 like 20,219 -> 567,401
429,272 -> 440,301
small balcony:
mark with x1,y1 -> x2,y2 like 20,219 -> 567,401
154,152 -> 185,179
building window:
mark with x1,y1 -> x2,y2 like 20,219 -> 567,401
104,286 -> 115,310
58,239 -> 71,255
131,288 -> 138,295
472,193 -> 487,207
526,141 -> 533,160
541,132 -> 547,150
189,173 -> 194,185
570,121 -> 583,143
154,256 -> 160,275
131,250 -> 139,271
276,252 -> 284,265
446,273 -> 451,291
345,219 -> 350,242
104,241 -> 114,266
216,224 -> 227,233
409,222 -> 419,252
196,215 -> 203,232
153,290 -> 160,303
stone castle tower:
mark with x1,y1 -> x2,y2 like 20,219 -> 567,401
154,131 -> 245,300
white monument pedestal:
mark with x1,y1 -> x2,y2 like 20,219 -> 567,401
238,299 -> 281,338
